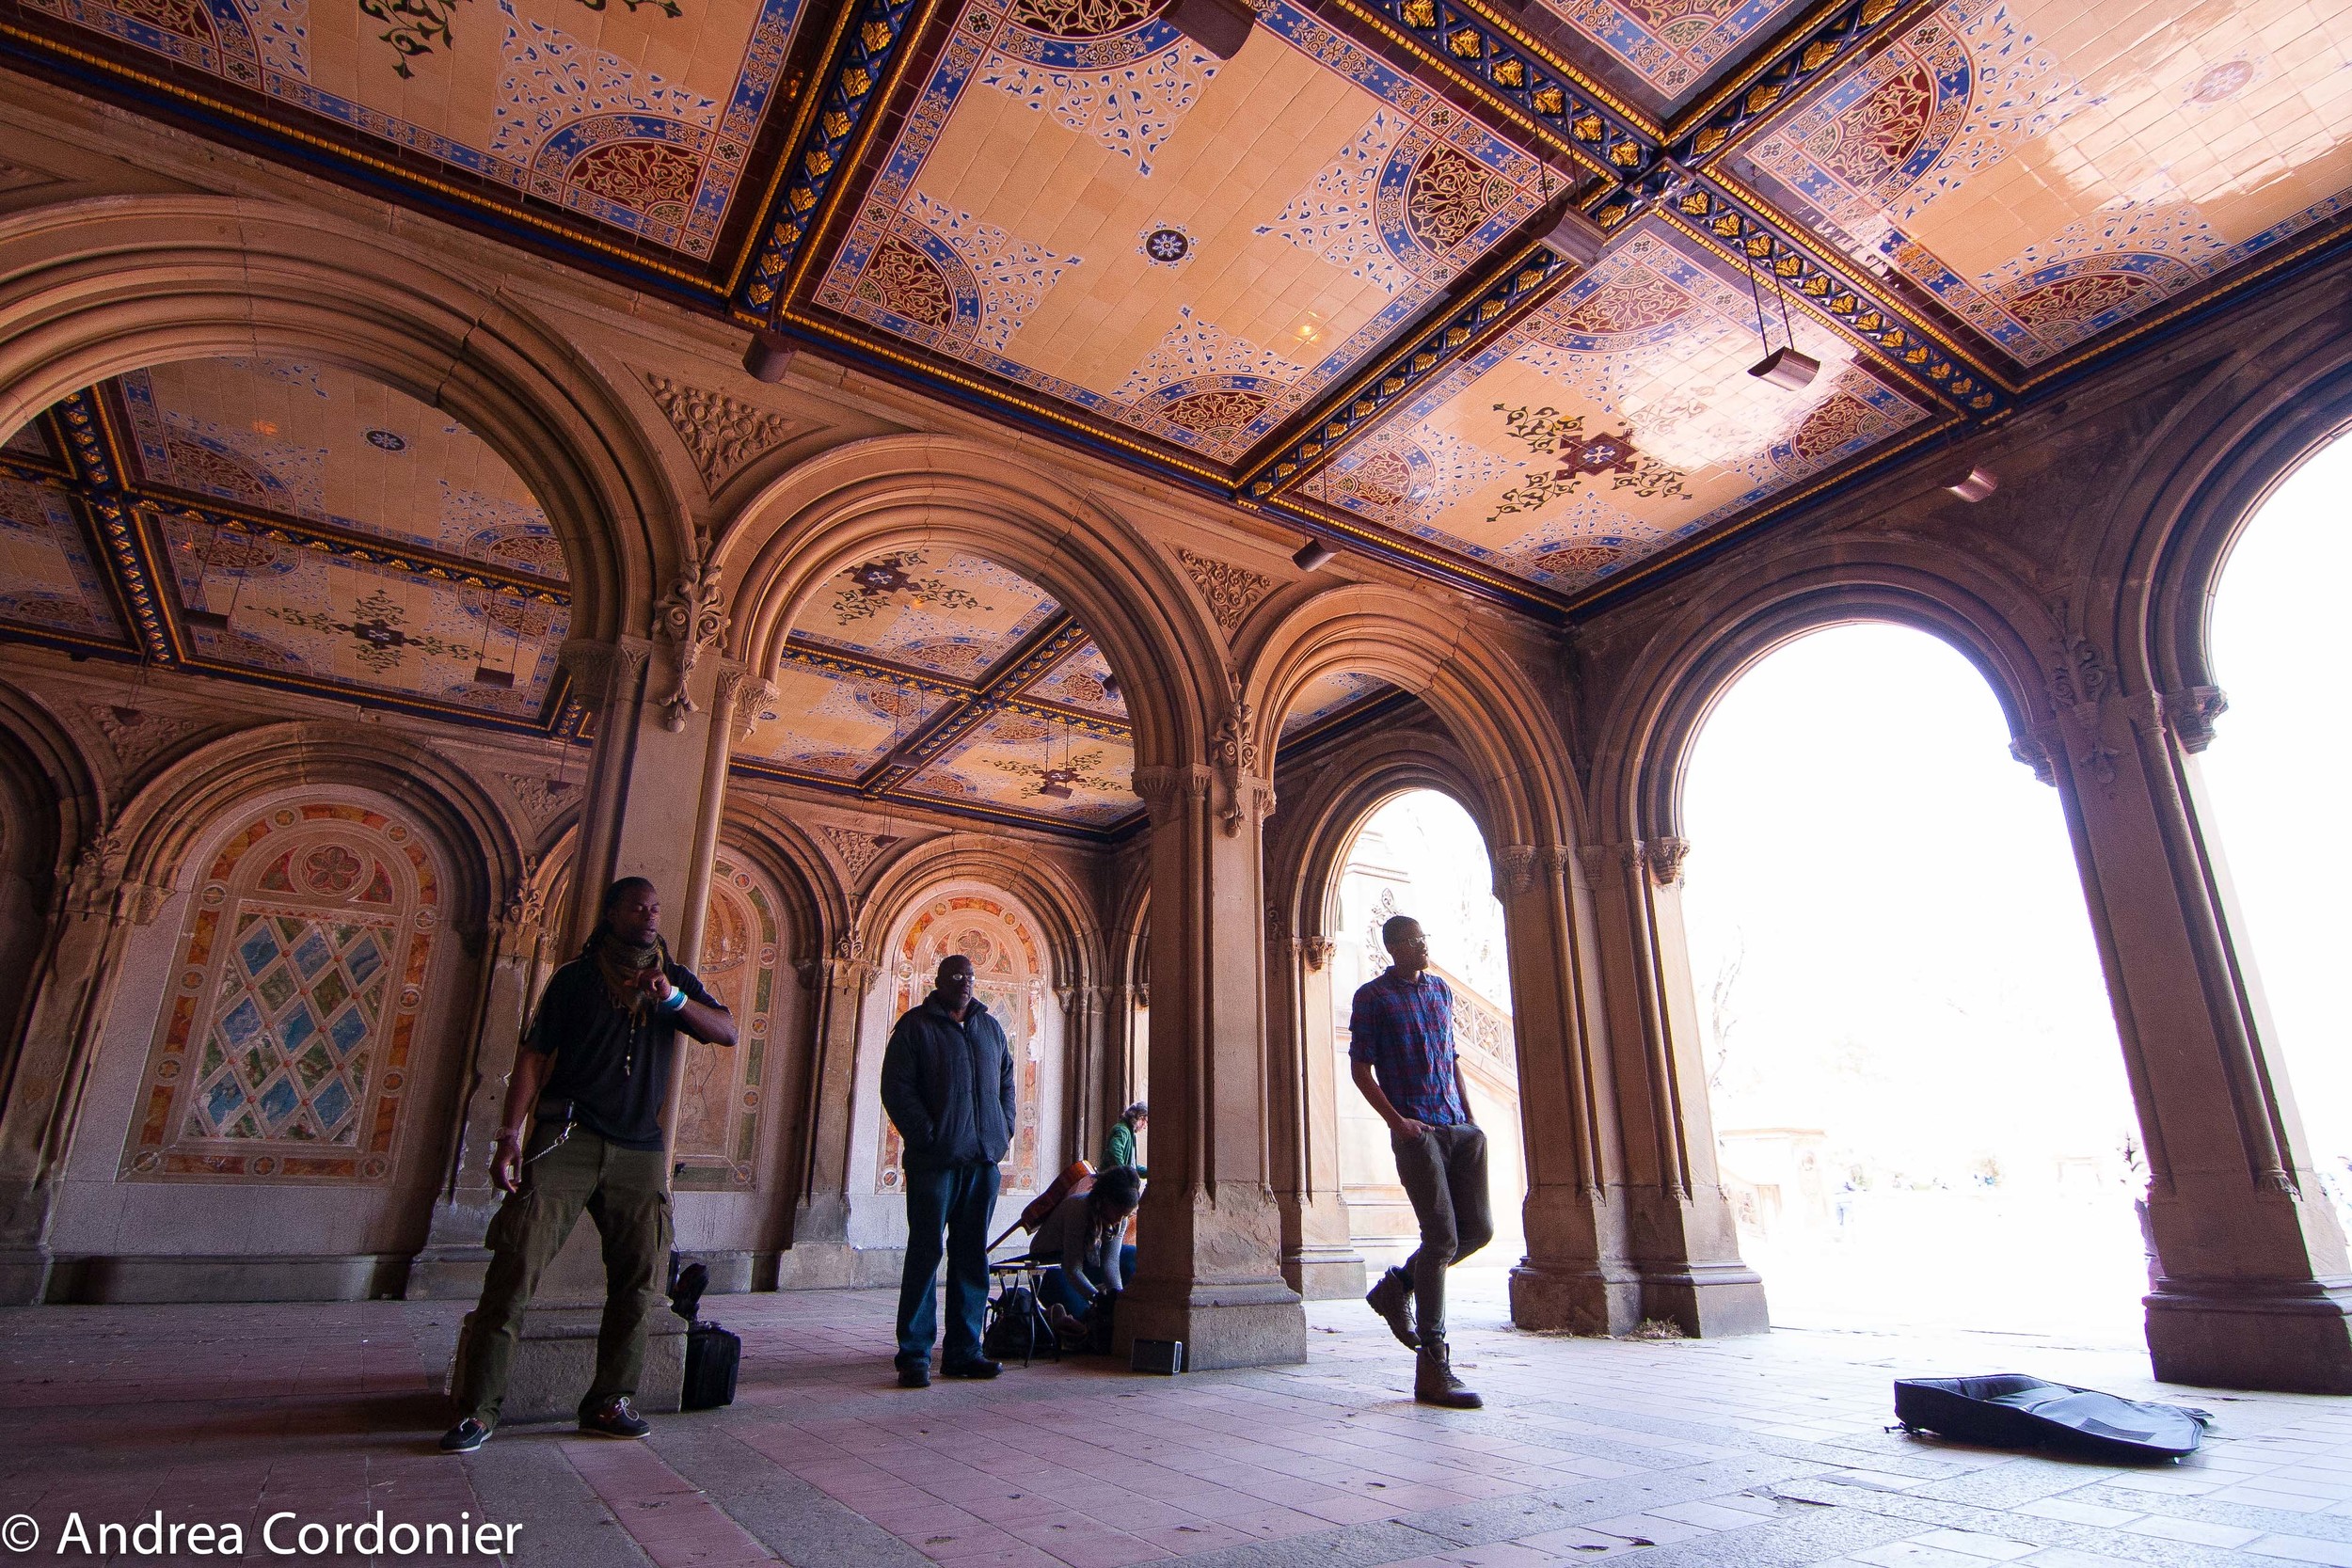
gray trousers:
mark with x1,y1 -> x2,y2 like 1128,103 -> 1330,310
1392,1122 -> 1493,1340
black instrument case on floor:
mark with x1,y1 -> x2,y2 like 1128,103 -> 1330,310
1893,1374 -> 2210,1461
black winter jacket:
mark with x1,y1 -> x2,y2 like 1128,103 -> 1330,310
880,994 -> 1016,1170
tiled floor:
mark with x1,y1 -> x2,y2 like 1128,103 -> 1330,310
8,1274 -> 2352,1567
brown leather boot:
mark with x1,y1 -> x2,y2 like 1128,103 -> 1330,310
1414,1334 -> 1483,1409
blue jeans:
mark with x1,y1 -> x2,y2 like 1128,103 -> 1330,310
1036,1244 -> 1137,1319
897,1160 -> 1000,1370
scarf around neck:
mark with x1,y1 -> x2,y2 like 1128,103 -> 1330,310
589,925 -> 669,1017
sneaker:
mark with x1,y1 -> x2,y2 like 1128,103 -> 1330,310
437,1418 -> 491,1453
1365,1266 -> 1420,1351
941,1357 -> 1001,1380
897,1363 -> 931,1388
1413,1335 -> 1483,1410
579,1396 -> 652,1438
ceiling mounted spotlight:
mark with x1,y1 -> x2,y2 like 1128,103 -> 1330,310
1742,241 -> 1819,390
1293,537 -> 1335,572
1542,203 -> 1609,270
742,330 -> 795,384
1162,0 -> 1254,57
1947,467 -> 1998,503
1748,344 -> 1821,390
1101,673 -> 1120,702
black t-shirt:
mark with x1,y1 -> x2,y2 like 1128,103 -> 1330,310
526,955 -> 721,1151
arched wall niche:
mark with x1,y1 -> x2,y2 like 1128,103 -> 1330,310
1241,583 -> 1581,853
48,773 -> 485,1290
713,435 -> 1232,772
841,856 -> 1086,1249
0,679 -> 104,1087
1271,731 -> 1501,951
0,195 -> 687,642
1596,565 -> 2052,849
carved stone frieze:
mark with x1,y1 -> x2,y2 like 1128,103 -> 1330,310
1174,546 -> 1275,638
641,373 -> 813,489
83,702 -> 203,771
815,823 -> 898,883
2165,685 -> 2229,752
1647,836 -> 1691,886
500,770 -> 580,825
651,549 -> 727,732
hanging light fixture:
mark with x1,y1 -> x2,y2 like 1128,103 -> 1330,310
1038,713 -> 1074,799
183,522 -> 237,632
1744,241 -> 1820,390
473,590 -> 517,689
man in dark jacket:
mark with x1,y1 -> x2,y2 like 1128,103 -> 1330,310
881,953 -> 1015,1386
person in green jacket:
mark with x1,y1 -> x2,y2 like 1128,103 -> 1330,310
1101,1101 -> 1147,1175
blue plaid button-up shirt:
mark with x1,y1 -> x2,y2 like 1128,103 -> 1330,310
1348,968 -> 1469,1127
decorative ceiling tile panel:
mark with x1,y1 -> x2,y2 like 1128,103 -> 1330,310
21,0 -> 809,258
121,359 -> 567,580
809,0 -> 1549,466
1535,0 -> 1810,105
0,476 -> 121,641
1022,639 -> 1126,719
735,659 -> 948,777
1321,218 -> 1930,593
794,548 -> 1059,675
158,515 -> 566,717
904,706 -> 1136,825
1734,0 -> 2352,369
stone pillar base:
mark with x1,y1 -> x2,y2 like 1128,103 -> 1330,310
2146,1281 -> 2352,1393
1119,1278 -> 1307,1370
0,1244 -> 52,1306
1283,1244 -> 1368,1302
771,1243 -> 906,1291
1640,1263 -> 1770,1338
406,1246 -> 491,1302
447,1308 -> 687,1425
1510,1263 -> 1641,1336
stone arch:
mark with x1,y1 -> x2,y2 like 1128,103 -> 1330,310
0,678 -> 105,1081
2120,348 -> 2352,712
715,435 -> 1231,770
0,195 -> 683,643
1241,582 -> 1581,851
716,802 -> 844,965
113,722 -> 524,935
1594,553 -> 2052,849
859,838 -> 1103,995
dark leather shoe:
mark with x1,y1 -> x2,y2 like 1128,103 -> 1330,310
897,1363 -> 930,1388
942,1357 -> 1001,1379
437,1418 -> 491,1453
579,1396 -> 652,1437
1414,1336 -> 1483,1410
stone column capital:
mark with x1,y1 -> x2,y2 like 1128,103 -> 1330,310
557,637 -> 652,714
1131,764 -> 1215,822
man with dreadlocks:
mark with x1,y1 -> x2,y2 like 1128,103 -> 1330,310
440,877 -> 736,1453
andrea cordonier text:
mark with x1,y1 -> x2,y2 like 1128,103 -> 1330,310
33,1510 -> 519,1557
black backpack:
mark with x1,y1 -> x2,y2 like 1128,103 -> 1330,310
984,1283 -> 1052,1363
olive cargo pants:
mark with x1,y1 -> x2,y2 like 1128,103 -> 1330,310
450,1127 -> 672,1426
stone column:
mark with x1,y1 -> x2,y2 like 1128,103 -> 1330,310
1581,839 -> 1768,1336
1496,845 -> 1640,1334
0,833 -> 163,1304
1268,926 -> 1364,1300
406,879 -> 549,1300
1120,752 -> 1305,1368
772,941 -> 883,1287
2020,677 -> 2352,1391
1058,982 -> 1104,1173
452,629 -> 730,1417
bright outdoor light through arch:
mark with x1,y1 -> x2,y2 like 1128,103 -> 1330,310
2198,431 -> 2352,1232
1678,623 -> 2144,1339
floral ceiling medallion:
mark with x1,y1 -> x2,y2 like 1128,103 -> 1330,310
830,552 -> 992,625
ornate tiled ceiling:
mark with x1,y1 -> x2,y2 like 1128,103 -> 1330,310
5,0 -> 2351,615
0,357 -> 575,730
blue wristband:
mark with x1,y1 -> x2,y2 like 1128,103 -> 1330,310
659,987 -> 689,1014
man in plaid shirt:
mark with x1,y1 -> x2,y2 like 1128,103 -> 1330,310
1349,914 -> 1489,1408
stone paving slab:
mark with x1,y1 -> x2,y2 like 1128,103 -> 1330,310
5,1280 -> 2352,1567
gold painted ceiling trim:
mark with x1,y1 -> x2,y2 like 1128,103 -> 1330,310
722,0 -> 875,297
781,0 -> 948,304
1329,0 -> 1617,175
1420,0 -> 1665,137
